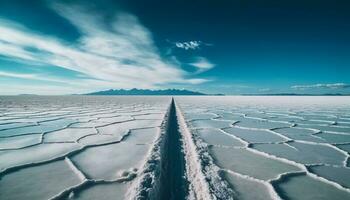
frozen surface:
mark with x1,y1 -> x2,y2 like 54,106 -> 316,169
44,128 -> 97,142
71,128 -> 158,180
0,96 -> 169,199
0,160 -> 82,200
253,141 -> 346,165
0,143 -> 81,170
0,134 -> 41,150
222,171 -> 274,200
70,182 -> 129,200
224,127 -> 285,143
308,165 -> 350,188
1,95 -> 350,200
210,146 -> 299,180
196,128 -> 244,147
337,144 -> 350,153
275,174 -> 350,200
273,127 -> 326,142
176,96 -> 350,200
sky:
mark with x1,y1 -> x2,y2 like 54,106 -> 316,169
0,0 -> 349,95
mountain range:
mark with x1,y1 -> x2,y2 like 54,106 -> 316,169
85,88 -> 218,95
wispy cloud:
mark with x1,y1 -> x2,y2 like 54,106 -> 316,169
0,3 -> 209,94
291,83 -> 350,90
174,40 -> 211,50
0,70 -> 113,88
190,57 -> 215,73
0,71 -> 39,80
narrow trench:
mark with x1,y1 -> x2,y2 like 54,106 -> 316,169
159,98 -> 188,200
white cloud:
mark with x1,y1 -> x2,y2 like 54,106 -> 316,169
175,41 -> 202,50
0,70 -> 113,87
0,71 -> 38,79
185,78 -> 210,84
190,57 -> 215,73
291,83 -> 350,90
0,4 -> 208,94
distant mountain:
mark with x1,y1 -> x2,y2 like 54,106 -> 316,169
85,88 -> 216,95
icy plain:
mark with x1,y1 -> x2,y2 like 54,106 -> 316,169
176,96 -> 350,200
1,95 -> 350,200
0,96 -> 170,200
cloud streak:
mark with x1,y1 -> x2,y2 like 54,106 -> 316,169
189,57 -> 215,73
174,40 -> 211,50
291,83 -> 350,90
0,3 -> 209,94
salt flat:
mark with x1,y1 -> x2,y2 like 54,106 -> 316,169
0,96 -> 170,200
176,96 -> 350,200
1,96 -> 350,200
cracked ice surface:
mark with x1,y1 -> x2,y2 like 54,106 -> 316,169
176,96 -> 350,200
0,96 -> 170,200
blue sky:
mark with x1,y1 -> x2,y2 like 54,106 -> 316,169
0,0 -> 349,95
